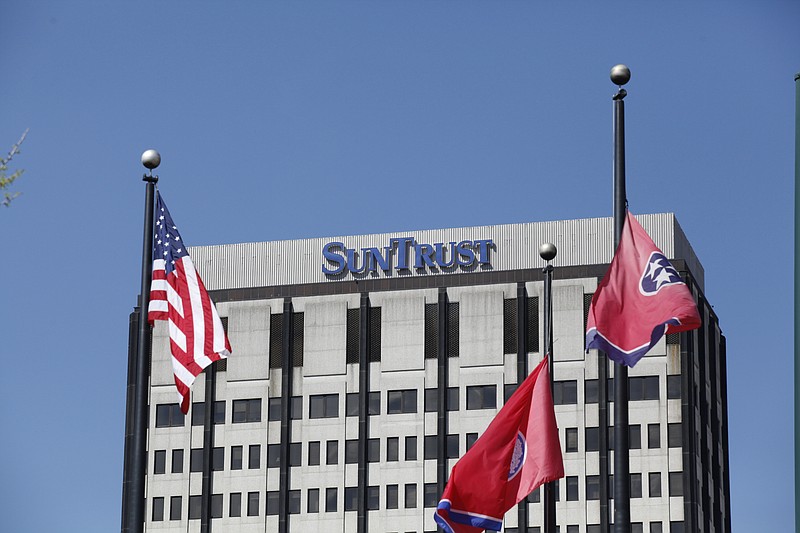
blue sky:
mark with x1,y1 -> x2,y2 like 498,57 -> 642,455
1,2 -> 796,531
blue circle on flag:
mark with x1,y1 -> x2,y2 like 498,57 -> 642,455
508,431 -> 527,481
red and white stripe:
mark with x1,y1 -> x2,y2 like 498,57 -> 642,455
148,256 -> 231,413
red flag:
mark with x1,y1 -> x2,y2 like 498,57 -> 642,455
586,211 -> 701,367
434,357 -> 563,533
147,191 -> 231,413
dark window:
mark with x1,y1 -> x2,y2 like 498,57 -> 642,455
424,435 -> 437,460
667,375 -> 681,399
630,424 -> 641,450
565,428 -> 578,453
632,523 -> 643,533
629,376 -> 659,401
326,487 -> 337,512
213,447 -> 224,471
386,484 -> 399,509
586,427 -> 599,452
291,396 -> 302,419
230,493 -> 241,517
586,475 -> 600,500
648,423 -> 661,449
649,472 -> 662,497
670,522 -> 684,533
631,473 -> 642,498
189,494 -> 202,519
585,379 -> 599,403
231,445 -> 243,470
249,444 -> 260,469
268,398 -> 282,421
308,441 -> 320,466
171,449 -> 183,474
568,526 -> 580,533
369,392 -> 380,415
267,444 -> 280,467
387,437 -> 399,461
367,485 -> 379,511
424,303 -> 438,359
289,490 -> 301,514
326,440 -> 339,465
588,526 -> 602,533
152,497 -> 164,522
191,401 -> 225,426
346,393 -> 359,416
424,388 -> 437,412
307,488 -> 319,513
266,491 -> 279,515
309,394 -> 339,418
650,523 -> 663,533
405,436 -> 417,461
466,433 -> 479,451
424,483 -> 438,507
669,472 -> 683,496
154,450 -> 166,474
609,426 -> 615,450
368,438 -> 380,462
169,496 -> 182,521
388,389 -> 417,414
247,492 -> 259,516
553,381 -> 578,405
210,494 -> 222,519
345,440 -> 358,464
566,476 -> 579,501
155,404 -> 185,428
447,434 -> 459,458
466,385 -> 497,410
527,486 -> 540,503
190,448 -> 203,472
405,483 -> 417,508
553,479 -> 560,501
668,423 -> 682,448
290,442 -> 301,466
232,399 -> 261,423
504,384 -> 517,403
344,487 -> 358,511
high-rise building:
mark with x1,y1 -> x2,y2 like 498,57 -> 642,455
128,213 -> 729,533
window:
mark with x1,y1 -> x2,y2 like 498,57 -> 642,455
669,472 -> 683,497
289,490 -> 301,514
267,444 -> 280,467
388,389 -> 417,414
211,494 -> 222,519
169,496 -> 182,521
629,376 -> 659,401
631,473 -> 642,498
191,401 -> 225,425
232,399 -> 262,423
565,428 -> 578,453
290,442 -> 301,466
424,483 -> 438,507
326,440 -> 339,465
649,472 -> 662,497
387,437 -> 399,461
667,375 -> 681,399
504,384 -> 517,403
424,435 -> 437,460
190,448 -> 203,472
268,398 -> 282,421
346,393 -> 359,416
345,440 -> 358,464
156,404 -> 185,428
213,447 -> 224,471
346,392 -> 381,416
249,444 -> 260,469
466,432 -> 479,451
670,522 -> 684,533
466,385 -> 497,410
586,427 -> 599,452
668,423 -> 682,447
344,487 -> 358,511
586,475 -> 600,500
553,479 -> 560,501
231,446 -> 243,470
308,441 -> 321,466
528,486 -> 540,503
553,381 -> 578,405
368,438 -> 380,462
171,449 -> 183,473
247,492 -> 259,516
308,488 -> 319,513
632,523 -> 643,533
405,483 -> 417,508
630,424 -> 641,450
648,423 -> 661,449
387,484 -> 399,509
588,526 -> 602,533
650,522 -> 663,533
152,497 -> 164,521
566,476 -> 579,501
447,434 -> 459,458
585,379 -> 598,403
405,436 -> 417,461
309,394 -> 339,418
425,387 -> 459,411
568,527 -> 579,533
266,491 -> 279,515
230,493 -> 241,517
326,488 -> 337,512
367,486 -> 379,511
154,450 -> 166,474
369,392 -> 380,415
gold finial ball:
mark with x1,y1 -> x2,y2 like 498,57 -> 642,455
141,149 -> 161,170
610,64 -> 631,86
539,243 -> 557,262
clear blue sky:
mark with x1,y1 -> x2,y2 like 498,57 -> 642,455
1,2 -> 796,531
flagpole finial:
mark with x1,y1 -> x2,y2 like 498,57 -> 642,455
610,64 -> 631,87
539,243 -> 557,262
141,149 -> 161,170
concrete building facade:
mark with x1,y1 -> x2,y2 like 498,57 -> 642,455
129,214 -> 729,533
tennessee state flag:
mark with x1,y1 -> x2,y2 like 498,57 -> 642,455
434,357 -> 563,533
586,211 -> 701,367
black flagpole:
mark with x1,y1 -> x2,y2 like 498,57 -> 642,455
539,243 -> 557,533
123,149 -> 160,533
794,70 -> 799,533
610,65 -> 631,533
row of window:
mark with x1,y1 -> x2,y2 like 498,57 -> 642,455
567,422 -> 683,453
505,524 -> 684,533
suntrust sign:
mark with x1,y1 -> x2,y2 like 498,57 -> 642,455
322,236 -> 495,276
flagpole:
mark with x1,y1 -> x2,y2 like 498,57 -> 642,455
794,70 -> 799,533
610,64 -> 631,533
123,149 -> 160,533
539,243 -> 557,533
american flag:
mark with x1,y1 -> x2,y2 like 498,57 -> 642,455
147,191 -> 231,414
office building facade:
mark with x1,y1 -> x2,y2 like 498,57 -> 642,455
128,214 -> 729,533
